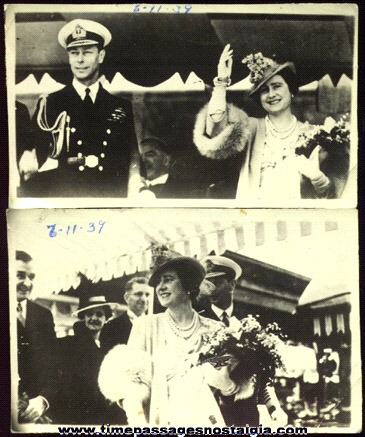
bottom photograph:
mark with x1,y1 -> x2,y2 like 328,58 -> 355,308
7,208 -> 360,433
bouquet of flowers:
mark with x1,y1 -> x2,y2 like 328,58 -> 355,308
295,115 -> 350,158
198,315 -> 286,384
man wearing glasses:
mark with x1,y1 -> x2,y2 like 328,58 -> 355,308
101,276 -> 151,352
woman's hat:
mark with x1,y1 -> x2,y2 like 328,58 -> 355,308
148,244 -> 205,289
58,19 -> 112,50
242,52 -> 295,96
73,294 -> 114,318
72,272 -> 115,318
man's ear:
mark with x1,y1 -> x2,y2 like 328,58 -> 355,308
229,279 -> 237,288
98,49 -> 106,64
163,154 -> 172,167
124,292 -> 130,304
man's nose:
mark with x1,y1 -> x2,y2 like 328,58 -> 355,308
76,52 -> 85,62
23,276 -> 32,287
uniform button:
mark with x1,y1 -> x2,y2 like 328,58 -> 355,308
71,127 -> 76,133
100,153 -> 105,158
106,129 -> 111,134
98,166 -> 103,171
77,153 -> 82,158
103,141 -> 108,146
79,166 -> 85,171
77,140 -> 83,145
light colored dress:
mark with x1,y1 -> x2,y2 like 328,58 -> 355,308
193,83 -> 344,200
99,311 -> 226,426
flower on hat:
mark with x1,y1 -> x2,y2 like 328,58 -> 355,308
242,52 -> 277,84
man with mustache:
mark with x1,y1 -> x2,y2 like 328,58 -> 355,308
20,18 -> 137,197
56,292 -> 123,424
16,250 -> 56,423
199,254 -> 288,428
101,276 -> 151,352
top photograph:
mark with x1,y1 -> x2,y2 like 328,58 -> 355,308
6,4 -> 358,208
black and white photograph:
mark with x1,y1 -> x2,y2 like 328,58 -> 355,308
6,4 -> 357,208
8,208 -> 360,433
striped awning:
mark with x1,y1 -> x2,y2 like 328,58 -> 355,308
8,209 -> 347,297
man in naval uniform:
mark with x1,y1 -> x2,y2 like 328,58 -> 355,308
199,254 -> 288,427
23,19 -> 137,197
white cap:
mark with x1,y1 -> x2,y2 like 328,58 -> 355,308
58,19 -> 112,49
201,255 -> 242,280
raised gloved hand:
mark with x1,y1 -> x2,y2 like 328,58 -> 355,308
217,44 -> 233,81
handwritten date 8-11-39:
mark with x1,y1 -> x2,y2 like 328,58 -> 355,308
134,4 -> 192,13
47,221 -> 106,238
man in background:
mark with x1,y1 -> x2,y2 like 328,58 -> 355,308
101,276 -> 151,352
199,253 -> 288,427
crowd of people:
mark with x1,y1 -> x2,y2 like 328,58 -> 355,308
16,247 -> 292,426
16,19 -> 351,200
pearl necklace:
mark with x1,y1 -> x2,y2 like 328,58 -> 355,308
265,115 -> 297,140
166,309 -> 199,339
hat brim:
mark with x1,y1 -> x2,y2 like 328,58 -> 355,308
149,257 -> 205,288
249,62 -> 296,96
73,302 -> 114,317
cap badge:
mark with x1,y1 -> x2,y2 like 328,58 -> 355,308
72,24 -> 87,40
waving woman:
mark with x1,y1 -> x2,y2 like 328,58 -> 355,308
193,45 -> 349,200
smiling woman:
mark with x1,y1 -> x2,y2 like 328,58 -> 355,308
193,47 -> 350,201
98,245 -> 239,425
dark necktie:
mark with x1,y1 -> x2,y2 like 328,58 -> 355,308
83,88 -> 94,112
17,302 -> 26,327
221,311 -> 229,327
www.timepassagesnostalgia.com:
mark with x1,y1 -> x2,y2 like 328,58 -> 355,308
58,424 -> 308,436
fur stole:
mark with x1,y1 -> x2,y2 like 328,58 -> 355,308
193,103 -> 252,160
98,344 -> 152,403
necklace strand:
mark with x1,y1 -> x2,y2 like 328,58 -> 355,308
265,115 -> 297,139
166,310 -> 199,339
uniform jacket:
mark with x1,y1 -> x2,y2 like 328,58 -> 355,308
199,303 -> 271,426
17,299 -> 56,405
26,83 -> 137,197
100,311 -> 132,353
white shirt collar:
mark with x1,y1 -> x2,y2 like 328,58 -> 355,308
146,173 -> 169,187
127,309 -> 146,324
211,303 -> 234,320
17,299 -> 27,320
72,78 -> 100,103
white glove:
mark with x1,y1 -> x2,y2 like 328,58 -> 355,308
18,149 -> 38,180
217,44 -> 233,80
271,407 -> 288,427
202,362 -> 237,395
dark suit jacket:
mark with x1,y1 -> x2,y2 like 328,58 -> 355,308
100,312 -> 133,353
55,329 -> 125,424
22,83 -> 137,197
17,300 -> 56,405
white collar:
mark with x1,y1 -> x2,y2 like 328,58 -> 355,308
72,78 -> 100,103
211,303 -> 234,319
146,173 -> 169,187
18,299 -> 27,319
127,309 -> 145,324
